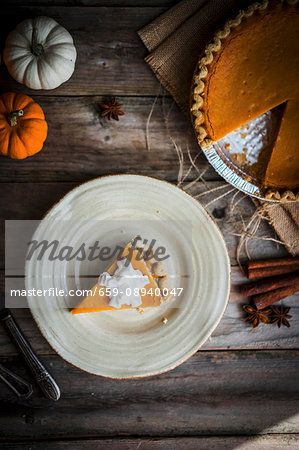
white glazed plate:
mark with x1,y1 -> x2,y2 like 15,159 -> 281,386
25,175 -> 230,378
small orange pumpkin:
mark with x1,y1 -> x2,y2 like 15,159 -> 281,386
0,92 -> 47,159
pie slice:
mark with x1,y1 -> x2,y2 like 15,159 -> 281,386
191,0 -> 299,201
71,237 -> 169,314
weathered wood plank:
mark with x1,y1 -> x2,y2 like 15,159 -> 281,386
2,435 -> 299,449
1,181 -> 296,355
0,351 -> 298,438
0,181 -> 288,266
0,6 -> 164,96
0,96 -> 218,183
1,0 -> 176,5
1,266 -> 298,357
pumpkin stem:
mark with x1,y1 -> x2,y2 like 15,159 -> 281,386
31,27 -> 44,57
8,110 -> 24,127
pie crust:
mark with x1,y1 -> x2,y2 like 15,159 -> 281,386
191,0 -> 299,201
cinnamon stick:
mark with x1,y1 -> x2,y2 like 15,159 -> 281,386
247,257 -> 299,279
240,272 -> 299,297
252,284 -> 299,310
248,256 -> 299,269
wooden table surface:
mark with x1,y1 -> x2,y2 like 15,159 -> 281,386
1,1 -> 298,448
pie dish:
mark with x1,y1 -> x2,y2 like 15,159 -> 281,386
191,0 -> 299,201
72,236 -> 169,314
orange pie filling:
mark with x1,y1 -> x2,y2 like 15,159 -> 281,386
191,0 -> 299,200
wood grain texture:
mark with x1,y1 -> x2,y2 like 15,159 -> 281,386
0,351 -> 299,438
2,435 -> 299,449
1,182 -> 296,355
0,96 -> 219,182
0,1 -> 298,442
3,0 -> 177,6
0,181 -> 288,267
0,6 -> 164,96
1,266 -> 298,357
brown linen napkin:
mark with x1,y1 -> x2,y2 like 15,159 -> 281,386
138,0 -> 299,256
138,0 -> 254,113
265,203 -> 299,256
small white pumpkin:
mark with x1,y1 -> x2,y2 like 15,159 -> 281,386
4,16 -> 77,90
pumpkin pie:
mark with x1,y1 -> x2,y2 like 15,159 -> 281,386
72,237 -> 169,314
191,0 -> 299,201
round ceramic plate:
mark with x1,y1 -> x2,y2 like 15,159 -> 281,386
25,175 -> 230,378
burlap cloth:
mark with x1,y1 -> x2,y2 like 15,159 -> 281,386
138,0 -> 299,256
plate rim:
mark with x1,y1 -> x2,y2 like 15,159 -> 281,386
25,174 -> 231,378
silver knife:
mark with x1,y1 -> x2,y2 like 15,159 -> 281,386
0,293 -> 60,401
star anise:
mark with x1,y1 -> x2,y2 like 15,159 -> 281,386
243,304 -> 271,328
99,97 -> 125,121
270,305 -> 292,328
